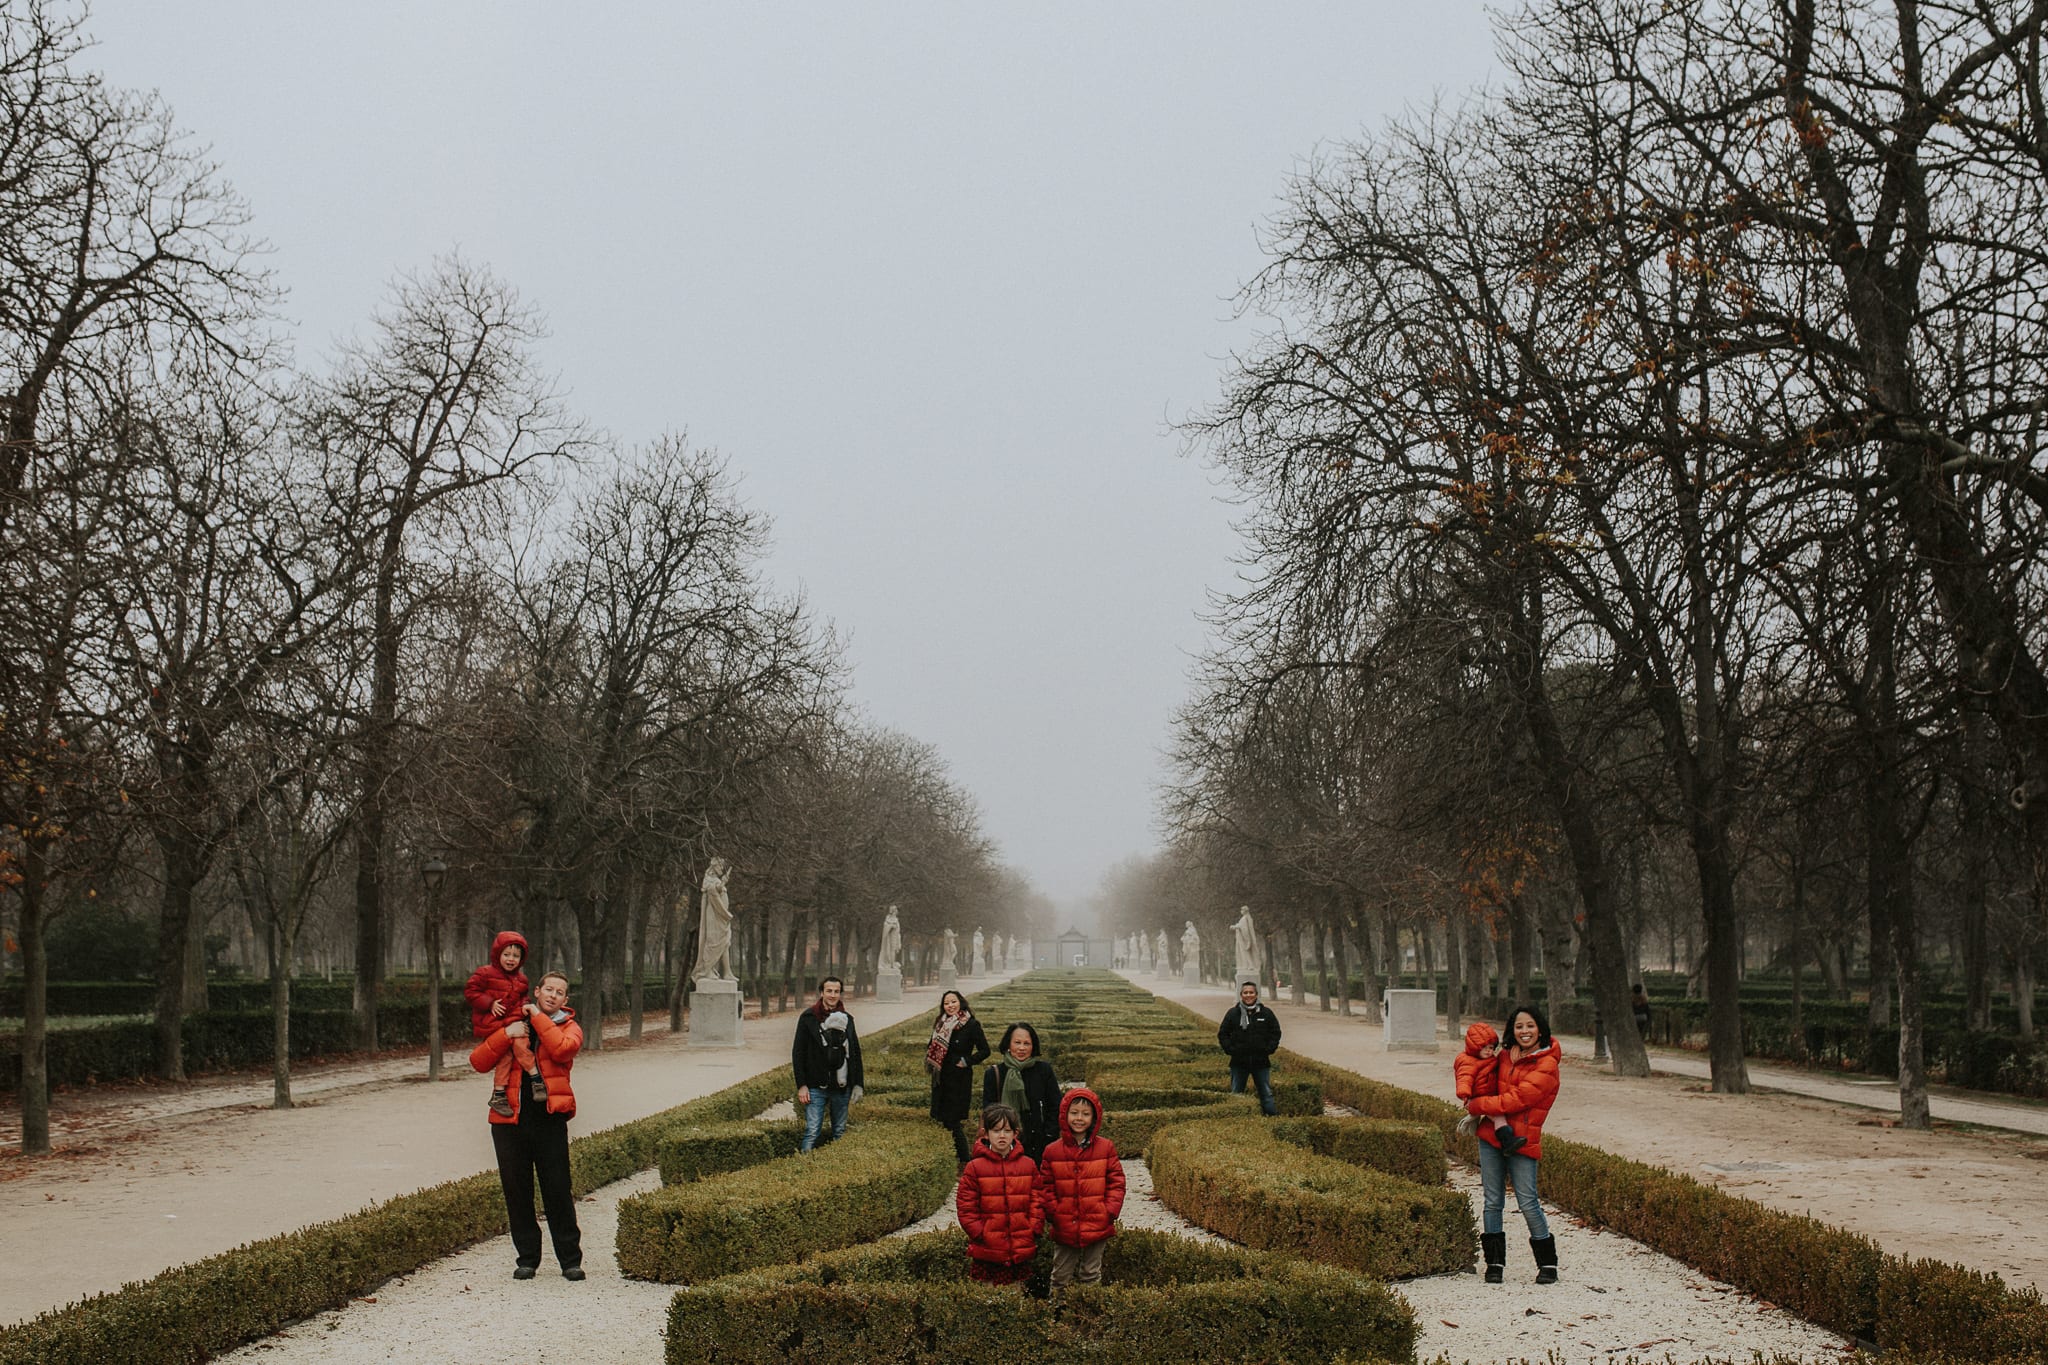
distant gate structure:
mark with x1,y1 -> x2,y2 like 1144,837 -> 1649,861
1033,926 -> 1115,968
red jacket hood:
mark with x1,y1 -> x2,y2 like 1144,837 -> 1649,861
489,930 -> 529,967
1057,1086 -> 1106,1141
1463,1022 -> 1500,1054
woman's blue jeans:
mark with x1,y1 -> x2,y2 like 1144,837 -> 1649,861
1477,1139 -> 1550,1238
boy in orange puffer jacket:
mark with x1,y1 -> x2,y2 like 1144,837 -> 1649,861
956,1104 -> 1043,1285
1033,1087 -> 1124,1290
1454,1022 -> 1525,1154
465,930 -> 534,1118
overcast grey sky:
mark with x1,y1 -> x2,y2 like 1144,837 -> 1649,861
85,3 -> 1502,911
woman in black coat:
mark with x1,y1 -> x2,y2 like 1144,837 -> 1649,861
926,990 -> 990,1161
982,1020 -> 1061,1161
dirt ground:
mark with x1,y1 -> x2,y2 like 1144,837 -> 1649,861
0,975 -> 1015,1328
1130,973 -> 2048,1295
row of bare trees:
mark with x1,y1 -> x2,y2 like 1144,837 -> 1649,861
0,1 -> 1042,1154
1120,0 -> 2048,1127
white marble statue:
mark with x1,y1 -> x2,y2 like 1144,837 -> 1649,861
1232,906 -> 1262,984
878,905 -> 902,972
1182,919 -> 1201,953
940,927 -> 958,971
1156,928 -> 1170,963
971,927 -> 986,975
695,857 -> 735,982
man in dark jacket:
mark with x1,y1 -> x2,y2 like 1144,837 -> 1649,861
792,976 -> 864,1151
1217,980 -> 1282,1115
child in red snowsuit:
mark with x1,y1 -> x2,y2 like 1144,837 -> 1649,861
465,930 -> 534,1118
1454,1021 -> 1524,1154
956,1104 -> 1043,1285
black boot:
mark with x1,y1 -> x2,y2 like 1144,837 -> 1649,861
1481,1232 -> 1506,1284
1531,1234 -> 1558,1284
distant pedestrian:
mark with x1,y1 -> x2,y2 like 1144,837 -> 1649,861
792,976 -> 864,1151
464,930 -> 532,1118
1216,980 -> 1282,1115
956,1103 -> 1042,1284
1033,1087 -> 1124,1290
927,990 -> 990,1162
471,970 -> 584,1281
983,1022 -> 1061,1161
1464,1005 -> 1561,1285
1630,983 -> 1653,1041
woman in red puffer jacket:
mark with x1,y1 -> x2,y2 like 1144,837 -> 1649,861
1464,1005 -> 1562,1285
955,1103 -> 1043,1284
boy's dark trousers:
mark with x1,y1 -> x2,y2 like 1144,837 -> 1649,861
493,1076 -> 582,1271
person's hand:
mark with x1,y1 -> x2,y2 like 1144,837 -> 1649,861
491,1000 -> 507,1018
505,1021 -> 527,1039
797,1086 -> 811,1105
522,1001 -> 539,1016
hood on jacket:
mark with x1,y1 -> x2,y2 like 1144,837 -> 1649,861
489,930 -> 529,970
1463,1021 -> 1500,1054
1057,1086 -> 1106,1142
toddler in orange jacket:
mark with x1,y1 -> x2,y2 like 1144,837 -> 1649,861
465,930 -> 535,1118
1454,1022 -> 1525,1154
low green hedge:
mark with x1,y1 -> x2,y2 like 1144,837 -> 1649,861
1091,1060 -> 1321,1115
1148,1114 -> 1473,1280
1103,1091 -> 1252,1153
655,1119 -> 802,1186
1268,1114 -> 1446,1187
616,1116 -> 956,1283
663,1228 -> 1418,1365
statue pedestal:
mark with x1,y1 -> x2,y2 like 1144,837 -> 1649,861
971,954 -> 986,977
875,967 -> 903,1002
1382,989 -> 1439,1052
689,977 -> 744,1048
1182,962 -> 1199,986
938,965 -> 959,992
1155,960 -> 1172,979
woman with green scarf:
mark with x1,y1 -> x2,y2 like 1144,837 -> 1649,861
981,1021 -> 1061,1161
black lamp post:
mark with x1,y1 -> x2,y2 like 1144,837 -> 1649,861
421,855 -> 448,1080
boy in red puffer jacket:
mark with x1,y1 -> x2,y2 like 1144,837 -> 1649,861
956,1104 -> 1042,1284
1033,1086 -> 1124,1290
1453,1022 -> 1525,1154
465,930 -> 533,1118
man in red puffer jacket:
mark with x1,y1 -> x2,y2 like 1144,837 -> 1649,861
471,970 -> 585,1281
956,1103 -> 1043,1284
1033,1086 -> 1124,1290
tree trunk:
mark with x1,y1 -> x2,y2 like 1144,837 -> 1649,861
1690,825 -> 1752,1093
17,851 -> 50,1154
354,561 -> 402,1053
1788,938 -> 1808,1065
425,897 -> 443,1081
1867,759 -> 1930,1128
1867,897 -> 1894,1030
2016,951 -> 2036,1042
1442,916 -> 1464,1035
1959,714 -> 1994,1031
1509,893 -> 1533,1005
270,915 -> 294,1109
153,837 -> 205,1081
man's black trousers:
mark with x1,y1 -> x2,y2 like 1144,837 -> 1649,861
492,1108 -> 582,1271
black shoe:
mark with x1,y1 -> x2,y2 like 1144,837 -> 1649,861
513,1265 -> 537,1280
1531,1235 -> 1558,1284
562,1266 -> 585,1281
1497,1129 -> 1527,1155
1481,1232 -> 1506,1283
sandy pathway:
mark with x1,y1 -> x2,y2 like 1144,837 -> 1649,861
0,975 -> 1015,1328
223,1151 -> 1846,1364
1126,973 -> 2048,1293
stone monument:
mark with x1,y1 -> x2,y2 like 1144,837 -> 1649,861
938,927 -> 959,991
971,927 -> 986,977
1154,929 -> 1173,978
1181,920 -> 1201,986
876,905 -> 903,1002
690,857 -> 743,1047
1010,936 -> 1028,971
1232,906 -> 1263,988
1383,988 -> 1440,1052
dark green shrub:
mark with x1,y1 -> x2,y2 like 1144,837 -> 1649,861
1269,1115 -> 1447,1187
655,1120 -> 802,1185
664,1228 -> 1417,1365
1148,1115 -> 1473,1279
616,1116 -> 956,1283
1092,1060 -> 1321,1115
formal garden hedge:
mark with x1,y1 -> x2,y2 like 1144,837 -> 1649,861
663,1227 -> 1418,1365
617,1115 -> 957,1283
1148,1114 -> 1471,1280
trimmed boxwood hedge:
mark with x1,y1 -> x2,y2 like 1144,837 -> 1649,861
655,1119 -> 803,1186
616,1116 -> 957,1283
1148,1114 -> 1473,1280
1090,1060 -> 1322,1115
663,1228 -> 1418,1365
